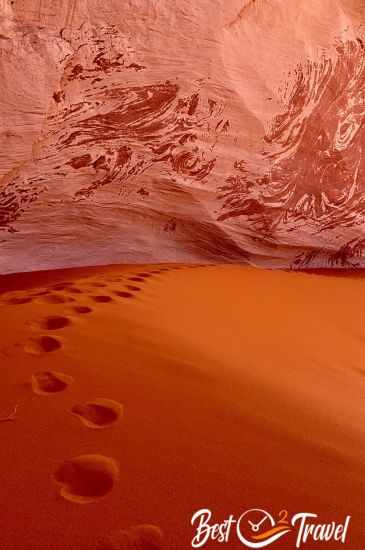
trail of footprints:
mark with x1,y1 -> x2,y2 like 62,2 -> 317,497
1,264 -> 209,547
16,263 -> 207,357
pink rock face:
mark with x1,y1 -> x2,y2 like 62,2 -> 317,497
1,0 -> 365,272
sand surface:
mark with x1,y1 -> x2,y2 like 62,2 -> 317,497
0,264 -> 364,549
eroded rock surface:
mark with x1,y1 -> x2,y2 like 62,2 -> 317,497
1,0 -> 365,271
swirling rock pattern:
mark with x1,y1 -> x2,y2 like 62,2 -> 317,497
1,0 -> 365,271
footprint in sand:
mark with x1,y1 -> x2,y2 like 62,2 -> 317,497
37,293 -> 73,304
51,282 -> 74,291
65,287 -> 84,295
92,295 -> 113,303
96,524 -> 164,549
50,282 -> 83,294
73,305 -> 93,314
128,277 -> 145,283
36,315 -> 71,330
135,272 -> 152,278
31,370 -> 74,394
125,285 -> 142,292
30,289 -> 49,297
71,398 -> 123,429
25,335 -> 62,354
114,291 -> 134,299
54,454 -> 119,504
4,295 -> 33,305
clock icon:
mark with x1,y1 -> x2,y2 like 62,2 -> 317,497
241,508 -> 275,532
236,508 -> 291,548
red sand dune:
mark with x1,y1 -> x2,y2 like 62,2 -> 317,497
0,264 -> 364,548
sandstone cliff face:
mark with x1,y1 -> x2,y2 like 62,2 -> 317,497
1,0 -> 365,272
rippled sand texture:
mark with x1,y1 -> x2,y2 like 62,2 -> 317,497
2,0 -> 365,271
0,263 -> 364,549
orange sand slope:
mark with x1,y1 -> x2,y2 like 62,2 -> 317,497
0,264 -> 364,549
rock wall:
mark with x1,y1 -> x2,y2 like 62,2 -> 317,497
1,0 -> 365,272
